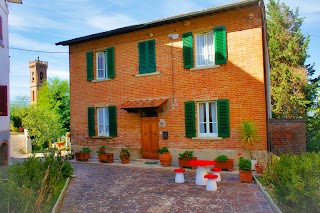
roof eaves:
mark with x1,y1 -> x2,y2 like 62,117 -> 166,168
56,0 -> 259,46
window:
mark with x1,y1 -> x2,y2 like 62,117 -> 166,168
195,32 -> 214,67
198,101 -> 217,137
86,47 -> 115,81
32,72 -> 34,82
184,99 -> 230,138
182,26 -> 227,69
97,107 -> 109,136
138,40 -> 156,74
0,86 -> 7,116
96,51 -> 106,79
0,16 -> 3,47
40,72 -> 43,81
88,106 -> 117,137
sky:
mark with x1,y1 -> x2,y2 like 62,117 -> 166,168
7,0 -> 320,100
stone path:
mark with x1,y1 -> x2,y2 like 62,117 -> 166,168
60,163 -> 273,213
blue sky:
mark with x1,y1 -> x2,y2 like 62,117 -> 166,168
8,0 -> 320,99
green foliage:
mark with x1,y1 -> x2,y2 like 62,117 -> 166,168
239,121 -> 259,159
97,146 -> 106,154
119,148 -> 130,158
178,150 -> 194,160
37,77 -> 70,132
267,0 -> 319,118
0,152 -> 73,212
238,157 -> 252,171
269,153 -> 320,212
307,115 -> 320,152
158,146 -> 169,154
215,155 -> 228,162
10,95 -> 30,129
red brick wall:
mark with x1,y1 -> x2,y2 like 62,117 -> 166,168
69,4 -> 268,153
269,119 -> 306,155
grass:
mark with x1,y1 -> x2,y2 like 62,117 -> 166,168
42,178 -> 67,212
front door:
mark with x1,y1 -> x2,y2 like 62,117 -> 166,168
141,117 -> 159,159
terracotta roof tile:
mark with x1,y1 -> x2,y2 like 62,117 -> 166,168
120,98 -> 168,109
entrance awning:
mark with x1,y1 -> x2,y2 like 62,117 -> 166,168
120,98 -> 168,112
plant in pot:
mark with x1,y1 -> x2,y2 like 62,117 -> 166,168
75,148 -> 91,161
178,150 -> 197,170
97,146 -> 114,163
158,146 -> 172,167
119,148 -> 130,164
240,121 -> 259,170
214,154 -> 234,171
238,156 -> 252,182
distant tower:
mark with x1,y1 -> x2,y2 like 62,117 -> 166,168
29,57 -> 48,104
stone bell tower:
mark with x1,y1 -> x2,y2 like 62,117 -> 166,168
29,57 -> 48,104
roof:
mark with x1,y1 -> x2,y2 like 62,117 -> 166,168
56,0 -> 260,46
7,0 -> 22,4
120,98 -> 168,110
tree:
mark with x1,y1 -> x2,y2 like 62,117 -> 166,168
36,77 -> 70,132
267,0 -> 319,118
10,96 -> 30,130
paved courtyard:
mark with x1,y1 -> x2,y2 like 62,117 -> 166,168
60,163 -> 273,213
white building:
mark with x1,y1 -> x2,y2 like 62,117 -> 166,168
0,0 -> 22,165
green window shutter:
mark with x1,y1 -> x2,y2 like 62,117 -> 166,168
182,32 -> 194,69
88,107 -> 95,136
184,101 -> 196,138
138,42 -> 147,74
107,47 -> 115,78
147,40 -> 156,73
108,105 -> 117,137
217,99 -> 230,138
86,51 -> 93,81
214,26 -> 227,65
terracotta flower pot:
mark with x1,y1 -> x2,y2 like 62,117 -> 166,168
75,152 -> 90,161
214,159 -> 234,171
255,163 -> 263,174
178,157 -> 197,170
98,153 -> 114,163
239,170 -> 253,182
120,156 -> 130,164
159,152 -> 172,167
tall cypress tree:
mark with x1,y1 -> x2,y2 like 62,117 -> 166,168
267,0 -> 319,118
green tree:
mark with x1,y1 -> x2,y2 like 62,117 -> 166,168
10,96 -> 30,130
36,77 -> 70,132
267,0 -> 319,118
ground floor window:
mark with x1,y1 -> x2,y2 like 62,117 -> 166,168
198,101 -> 217,137
98,107 -> 109,136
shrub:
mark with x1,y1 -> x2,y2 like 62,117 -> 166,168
215,155 -> 228,162
178,150 -> 194,160
269,152 -> 320,212
158,146 -> 169,154
120,148 -> 130,158
238,157 -> 251,171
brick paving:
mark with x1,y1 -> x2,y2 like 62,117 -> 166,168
60,163 -> 273,213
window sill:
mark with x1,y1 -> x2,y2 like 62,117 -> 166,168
192,136 -> 222,140
91,136 -> 113,139
190,65 -> 220,71
135,72 -> 160,78
91,78 -> 111,83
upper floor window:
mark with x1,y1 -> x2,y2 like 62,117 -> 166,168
40,72 -> 43,81
0,16 -> 4,47
96,51 -> 106,79
32,72 -> 35,82
195,32 -> 214,67
86,47 -> 115,81
138,39 -> 156,74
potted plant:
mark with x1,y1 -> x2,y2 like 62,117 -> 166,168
158,146 -> 172,167
75,148 -> 91,161
254,162 -> 263,174
97,146 -> 113,163
119,148 -> 130,164
238,156 -> 252,182
214,154 -> 234,171
178,150 -> 197,170
239,121 -> 259,170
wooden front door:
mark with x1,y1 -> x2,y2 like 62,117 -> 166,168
141,117 -> 159,159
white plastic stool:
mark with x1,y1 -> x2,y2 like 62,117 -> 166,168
210,167 -> 222,182
204,174 -> 218,191
174,168 -> 185,183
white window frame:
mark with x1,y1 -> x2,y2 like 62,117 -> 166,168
0,15 -> 4,48
96,51 -> 107,79
97,107 -> 109,136
195,32 -> 215,67
197,101 -> 218,137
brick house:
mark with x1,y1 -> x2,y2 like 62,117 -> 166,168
56,0 -> 271,162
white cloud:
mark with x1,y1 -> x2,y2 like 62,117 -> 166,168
86,14 -> 138,31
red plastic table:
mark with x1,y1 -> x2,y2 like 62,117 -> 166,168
188,160 -> 216,185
